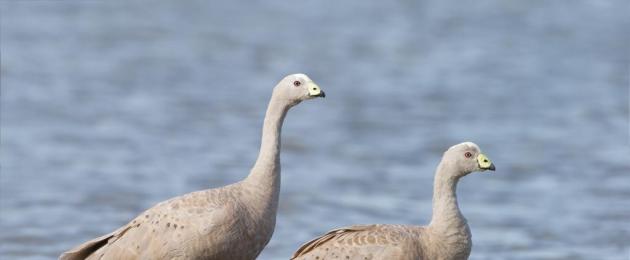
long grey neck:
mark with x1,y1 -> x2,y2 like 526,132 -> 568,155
243,92 -> 290,209
428,160 -> 467,232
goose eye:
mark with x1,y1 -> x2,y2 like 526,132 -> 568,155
293,81 -> 301,87
464,152 -> 473,158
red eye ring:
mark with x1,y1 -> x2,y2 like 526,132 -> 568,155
293,81 -> 301,87
464,152 -> 473,158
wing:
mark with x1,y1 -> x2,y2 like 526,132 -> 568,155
291,224 -> 419,260
60,189 -> 234,260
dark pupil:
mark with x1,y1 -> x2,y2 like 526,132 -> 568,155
465,152 -> 471,158
294,81 -> 301,86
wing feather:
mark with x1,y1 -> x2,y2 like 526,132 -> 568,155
291,225 -> 375,259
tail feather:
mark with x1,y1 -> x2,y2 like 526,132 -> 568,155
59,225 -> 131,260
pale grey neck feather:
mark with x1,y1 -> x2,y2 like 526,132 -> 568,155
426,158 -> 472,259
242,92 -> 290,215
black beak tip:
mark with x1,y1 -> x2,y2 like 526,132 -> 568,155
319,91 -> 326,98
489,163 -> 496,171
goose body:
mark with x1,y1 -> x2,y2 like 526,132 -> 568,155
60,74 -> 325,260
291,142 -> 495,260
62,184 -> 273,260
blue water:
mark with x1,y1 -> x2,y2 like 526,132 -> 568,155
1,1 -> 629,259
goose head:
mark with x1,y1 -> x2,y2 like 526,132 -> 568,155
273,73 -> 325,106
443,142 -> 496,178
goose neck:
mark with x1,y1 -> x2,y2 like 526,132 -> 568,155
244,93 -> 290,198
428,160 -> 466,231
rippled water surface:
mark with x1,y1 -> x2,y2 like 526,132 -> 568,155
1,1 -> 629,259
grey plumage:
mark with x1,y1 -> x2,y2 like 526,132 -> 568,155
60,73 -> 325,260
291,142 -> 496,260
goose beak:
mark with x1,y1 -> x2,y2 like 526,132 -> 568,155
307,83 -> 325,98
477,153 -> 496,171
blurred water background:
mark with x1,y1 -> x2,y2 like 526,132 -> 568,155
1,1 -> 629,259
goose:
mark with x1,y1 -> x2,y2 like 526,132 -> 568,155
60,73 -> 325,260
291,142 -> 495,260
